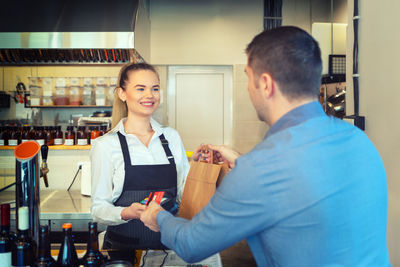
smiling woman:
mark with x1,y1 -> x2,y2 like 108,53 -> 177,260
89,62 -> 190,263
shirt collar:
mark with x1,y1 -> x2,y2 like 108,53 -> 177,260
265,101 -> 326,139
113,117 -> 164,137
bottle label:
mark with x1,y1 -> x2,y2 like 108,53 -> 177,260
54,138 -> 63,145
77,139 -> 88,146
0,252 -> 12,266
0,140 -> 4,146
64,139 -> 74,146
36,139 -> 45,146
8,139 -> 18,146
21,139 -> 29,143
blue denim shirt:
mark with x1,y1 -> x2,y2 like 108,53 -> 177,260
157,101 -> 391,266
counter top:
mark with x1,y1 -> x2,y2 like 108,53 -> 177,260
0,190 -> 92,220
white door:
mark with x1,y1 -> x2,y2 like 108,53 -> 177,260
167,66 -> 232,152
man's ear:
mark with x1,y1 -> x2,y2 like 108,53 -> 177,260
258,73 -> 274,99
117,87 -> 126,102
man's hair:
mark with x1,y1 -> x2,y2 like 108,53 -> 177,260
246,26 -> 322,99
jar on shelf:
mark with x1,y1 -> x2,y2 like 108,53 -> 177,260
106,77 -> 117,106
42,78 -> 53,106
69,86 -> 82,105
55,78 -> 68,105
83,78 -> 94,105
69,77 -> 82,106
95,77 -> 108,106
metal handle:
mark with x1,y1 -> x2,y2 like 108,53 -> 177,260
41,145 -> 48,162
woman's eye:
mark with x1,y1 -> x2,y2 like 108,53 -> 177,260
137,88 -> 145,91
153,88 -> 160,91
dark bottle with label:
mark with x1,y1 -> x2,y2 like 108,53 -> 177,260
64,126 -> 75,146
36,126 -> 45,146
56,223 -> 78,267
54,126 -> 63,146
80,222 -> 105,267
44,127 -> 54,146
29,127 -> 36,141
21,126 -> 31,143
0,203 -> 13,267
12,206 -> 37,267
77,126 -> 88,146
8,126 -> 21,146
34,225 -> 55,267
0,126 -> 9,146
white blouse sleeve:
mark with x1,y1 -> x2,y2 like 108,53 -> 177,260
172,131 -> 190,206
90,139 -> 126,226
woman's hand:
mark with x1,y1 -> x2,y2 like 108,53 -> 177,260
121,202 -> 146,221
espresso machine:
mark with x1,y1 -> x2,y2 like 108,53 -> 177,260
14,141 -> 49,245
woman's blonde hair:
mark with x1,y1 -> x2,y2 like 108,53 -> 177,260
111,62 -> 159,128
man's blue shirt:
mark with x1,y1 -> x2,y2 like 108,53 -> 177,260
157,101 -> 390,266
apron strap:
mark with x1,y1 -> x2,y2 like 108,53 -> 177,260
117,131 -> 132,166
159,134 -> 176,165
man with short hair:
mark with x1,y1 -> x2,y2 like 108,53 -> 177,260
140,26 -> 391,266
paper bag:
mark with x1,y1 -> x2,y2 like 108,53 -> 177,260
179,160 -> 229,220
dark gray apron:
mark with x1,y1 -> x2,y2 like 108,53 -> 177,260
103,131 -> 177,250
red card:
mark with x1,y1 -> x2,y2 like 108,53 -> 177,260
145,191 -> 165,205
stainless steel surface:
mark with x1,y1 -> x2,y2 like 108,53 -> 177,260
0,190 -> 102,232
0,32 -> 135,49
15,145 -> 41,245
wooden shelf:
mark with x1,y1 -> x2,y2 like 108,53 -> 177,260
30,105 -> 112,108
0,145 -> 91,150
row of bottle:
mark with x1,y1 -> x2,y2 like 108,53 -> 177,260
0,125 -> 109,146
0,204 -> 105,267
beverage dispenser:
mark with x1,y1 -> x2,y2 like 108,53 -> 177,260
14,141 -> 49,245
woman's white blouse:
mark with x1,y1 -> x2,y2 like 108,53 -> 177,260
90,118 -> 189,225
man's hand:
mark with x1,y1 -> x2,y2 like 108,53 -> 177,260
208,144 -> 241,168
121,202 -> 146,221
140,201 -> 164,232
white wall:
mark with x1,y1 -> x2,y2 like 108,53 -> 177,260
149,0 -> 263,65
346,0 -> 400,265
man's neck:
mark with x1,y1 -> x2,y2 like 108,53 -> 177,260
267,97 -> 316,126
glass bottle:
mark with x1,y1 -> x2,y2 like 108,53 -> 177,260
80,222 -> 105,267
8,126 -> 21,146
36,126 -> 45,146
98,126 -> 105,137
0,203 -> 13,267
54,126 -> 63,146
29,126 -> 36,141
56,223 -> 79,267
0,126 -> 9,146
11,206 -> 37,267
86,127 -> 92,145
77,126 -> 88,146
90,126 -> 100,141
64,126 -> 75,146
21,126 -> 31,143
44,126 -> 54,146
34,225 -> 55,267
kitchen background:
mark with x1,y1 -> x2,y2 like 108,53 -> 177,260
0,0 -> 399,265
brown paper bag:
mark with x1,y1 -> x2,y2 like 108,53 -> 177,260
179,160 -> 230,220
